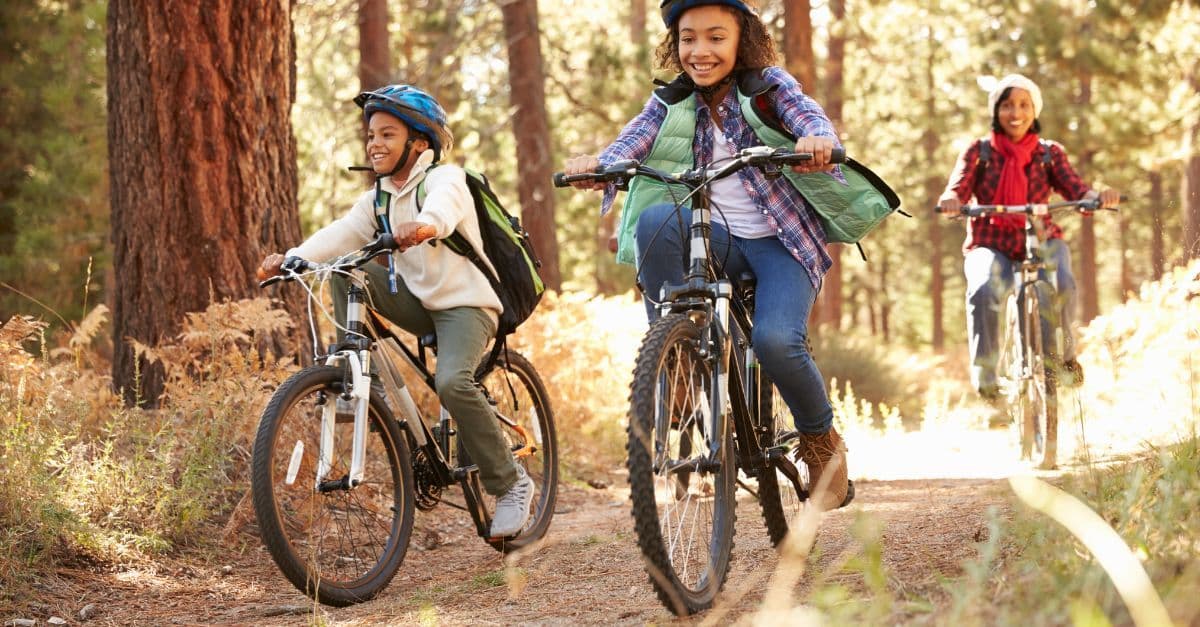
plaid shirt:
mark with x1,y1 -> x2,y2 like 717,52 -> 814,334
943,137 -> 1091,260
598,66 -> 839,289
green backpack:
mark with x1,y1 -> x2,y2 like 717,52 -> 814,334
375,167 -> 545,343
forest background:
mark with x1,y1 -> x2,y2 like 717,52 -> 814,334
1,0 -> 1200,622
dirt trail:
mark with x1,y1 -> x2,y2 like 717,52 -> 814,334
22,429 -> 1022,626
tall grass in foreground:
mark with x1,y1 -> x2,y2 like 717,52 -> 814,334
0,300 -> 292,610
739,261 -> 1200,625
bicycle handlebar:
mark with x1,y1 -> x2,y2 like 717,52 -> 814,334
552,146 -> 846,189
938,196 -> 1125,219
256,225 -> 438,287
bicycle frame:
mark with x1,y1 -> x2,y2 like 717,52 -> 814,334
650,164 -> 804,495
292,263 -> 514,537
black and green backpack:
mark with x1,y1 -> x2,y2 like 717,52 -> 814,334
375,167 -> 545,351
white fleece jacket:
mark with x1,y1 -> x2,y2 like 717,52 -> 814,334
287,150 -> 502,319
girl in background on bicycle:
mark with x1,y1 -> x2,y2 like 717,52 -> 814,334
258,84 -> 535,538
937,74 -> 1121,401
562,0 -> 851,511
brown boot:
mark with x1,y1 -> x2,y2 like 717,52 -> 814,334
798,427 -> 851,511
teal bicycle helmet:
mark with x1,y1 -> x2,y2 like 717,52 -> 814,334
354,84 -> 453,162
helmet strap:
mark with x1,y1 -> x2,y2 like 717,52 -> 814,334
385,138 -> 416,178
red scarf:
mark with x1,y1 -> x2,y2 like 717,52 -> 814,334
989,130 -> 1039,229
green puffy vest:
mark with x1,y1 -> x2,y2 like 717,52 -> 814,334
613,70 -> 900,266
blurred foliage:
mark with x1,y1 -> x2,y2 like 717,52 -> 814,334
0,0 -> 108,325
3,0 -> 1198,351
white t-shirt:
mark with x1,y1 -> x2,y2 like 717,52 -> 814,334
710,129 -> 774,239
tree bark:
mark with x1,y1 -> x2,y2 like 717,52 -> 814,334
357,0 -> 390,91
1150,170 -> 1165,280
1075,73 -> 1100,323
499,0 -> 561,290
923,35 -> 944,350
108,0 -> 303,406
817,0 -> 845,330
782,0 -> 816,93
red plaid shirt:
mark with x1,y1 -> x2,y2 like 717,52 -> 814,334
943,137 -> 1091,260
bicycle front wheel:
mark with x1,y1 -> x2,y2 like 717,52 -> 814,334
626,314 -> 736,616
251,365 -> 416,607
473,350 -> 559,552
1019,288 -> 1058,469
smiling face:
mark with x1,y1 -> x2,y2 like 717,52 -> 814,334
677,5 -> 740,89
366,111 -> 428,177
996,87 -> 1037,141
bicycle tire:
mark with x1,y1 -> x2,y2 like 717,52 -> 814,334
251,365 -> 416,607
1019,287 -> 1059,469
753,374 -> 806,547
626,314 -> 736,616
999,293 -> 1028,453
470,350 -> 559,552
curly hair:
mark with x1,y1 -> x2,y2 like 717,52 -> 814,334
654,4 -> 778,74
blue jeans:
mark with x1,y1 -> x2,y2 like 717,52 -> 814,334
635,203 -> 834,434
964,240 -> 1077,394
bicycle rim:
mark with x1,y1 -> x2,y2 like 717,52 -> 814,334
251,365 -> 415,606
627,314 -> 736,616
475,350 -> 559,551
755,375 -> 807,547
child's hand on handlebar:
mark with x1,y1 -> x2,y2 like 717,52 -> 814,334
393,222 -> 439,251
563,154 -> 605,190
1097,188 -> 1121,209
937,196 -> 962,216
791,137 -> 837,173
258,253 -> 285,281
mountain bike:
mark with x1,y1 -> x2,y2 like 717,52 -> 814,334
554,146 -> 851,615
250,232 -> 558,607
944,199 -> 1116,469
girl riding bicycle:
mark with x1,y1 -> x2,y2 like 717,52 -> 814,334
258,84 -> 535,538
937,74 -> 1121,401
562,0 -> 850,511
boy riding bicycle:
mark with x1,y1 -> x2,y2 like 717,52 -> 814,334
937,74 -> 1120,401
258,84 -> 534,538
562,0 -> 851,511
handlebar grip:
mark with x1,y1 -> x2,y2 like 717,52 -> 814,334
407,224 -> 438,246
830,147 -> 846,164
553,171 -> 602,188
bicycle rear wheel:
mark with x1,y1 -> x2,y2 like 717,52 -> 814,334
626,314 -> 736,616
470,350 -> 559,552
753,373 -> 807,547
251,365 -> 415,607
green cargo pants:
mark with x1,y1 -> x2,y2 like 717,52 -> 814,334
332,262 -> 518,496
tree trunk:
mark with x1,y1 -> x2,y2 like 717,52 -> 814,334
1150,170 -> 1165,280
782,0 -> 816,93
1075,73 -> 1100,323
1186,113 -> 1200,261
923,36 -> 944,350
630,0 -> 646,52
1118,204 -> 1132,300
107,0 -> 303,406
817,0 -> 845,330
357,0 -> 390,92
499,0 -> 561,291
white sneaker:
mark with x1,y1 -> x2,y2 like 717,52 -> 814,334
490,465 -> 534,537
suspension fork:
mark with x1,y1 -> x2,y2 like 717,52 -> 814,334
316,278 -> 373,490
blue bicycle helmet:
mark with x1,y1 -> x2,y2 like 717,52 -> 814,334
659,0 -> 756,27
354,84 -> 453,162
